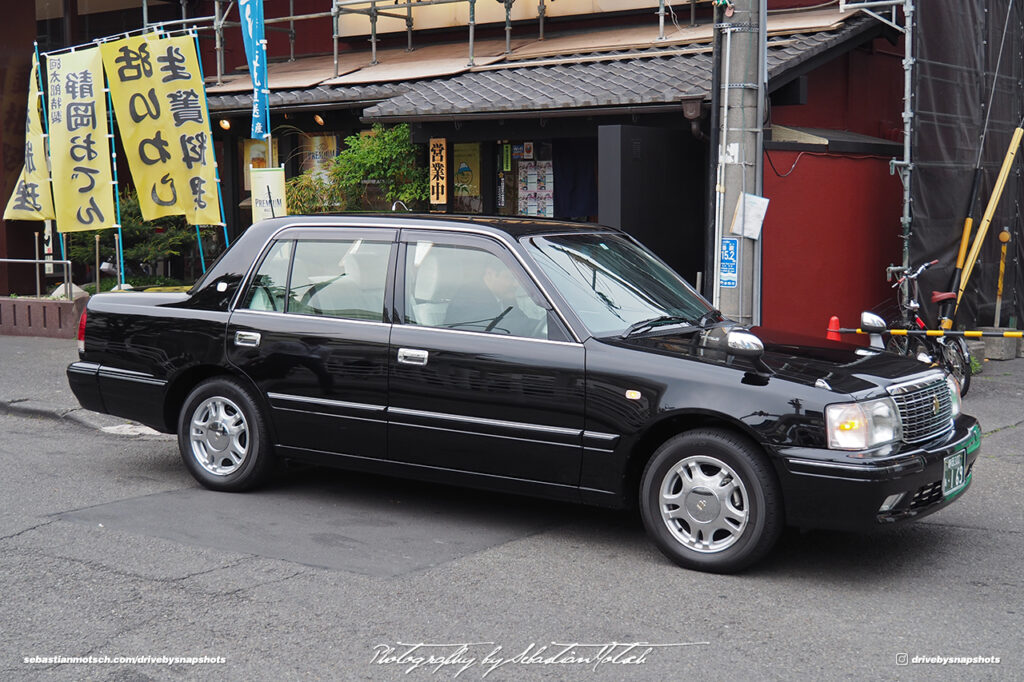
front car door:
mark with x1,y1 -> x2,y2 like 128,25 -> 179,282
387,229 -> 586,495
227,226 -> 397,460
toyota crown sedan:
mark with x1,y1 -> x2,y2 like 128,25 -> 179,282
67,215 -> 980,573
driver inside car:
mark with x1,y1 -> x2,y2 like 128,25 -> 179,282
444,261 -> 543,338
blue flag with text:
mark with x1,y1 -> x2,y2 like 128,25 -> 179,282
239,0 -> 270,139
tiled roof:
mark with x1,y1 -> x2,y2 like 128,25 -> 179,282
208,14 -> 881,119
366,15 -> 880,120
207,82 -> 407,113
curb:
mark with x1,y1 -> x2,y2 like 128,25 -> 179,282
0,400 -> 129,431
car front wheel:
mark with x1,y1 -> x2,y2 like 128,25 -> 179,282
639,429 -> 783,573
177,377 -> 274,492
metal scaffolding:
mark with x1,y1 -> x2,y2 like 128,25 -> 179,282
141,0 -> 705,84
840,0 -> 915,272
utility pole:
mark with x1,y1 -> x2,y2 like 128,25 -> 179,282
712,0 -> 766,326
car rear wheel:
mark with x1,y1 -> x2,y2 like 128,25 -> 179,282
639,429 -> 782,573
178,377 -> 274,491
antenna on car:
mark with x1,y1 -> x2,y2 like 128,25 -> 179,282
391,200 -> 410,212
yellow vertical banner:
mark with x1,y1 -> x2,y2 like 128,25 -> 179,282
47,47 -> 117,232
4,53 -> 55,221
101,34 -> 221,225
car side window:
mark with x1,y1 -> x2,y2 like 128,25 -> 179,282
287,239 -> 392,321
241,239 -> 293,312
403,238 -> 549,340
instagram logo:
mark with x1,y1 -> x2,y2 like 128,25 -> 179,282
896,653 -> 909,666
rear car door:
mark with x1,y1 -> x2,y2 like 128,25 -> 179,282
387,230 -> 586,490
227,226 -> 397,459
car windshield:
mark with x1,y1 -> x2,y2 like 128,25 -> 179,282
525,232 -> 717,337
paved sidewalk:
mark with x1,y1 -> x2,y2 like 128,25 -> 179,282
0,335 -> 129,431
1,334 -> 1022,436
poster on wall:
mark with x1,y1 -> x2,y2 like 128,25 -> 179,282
242,138 -> 278,191
299,134 -> 339,180
452,143 -> 482,213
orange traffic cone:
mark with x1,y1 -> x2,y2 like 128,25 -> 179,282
826,316 -> 841,342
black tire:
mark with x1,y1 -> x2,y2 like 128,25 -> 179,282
942,340 -> 972,397
639,428 -> 783,573
177,377 -> 274,492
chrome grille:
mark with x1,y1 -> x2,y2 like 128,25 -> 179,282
888,375 -> 954,444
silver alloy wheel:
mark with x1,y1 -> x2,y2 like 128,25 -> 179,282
659,454 -> 750,553
189,396 -> 249,476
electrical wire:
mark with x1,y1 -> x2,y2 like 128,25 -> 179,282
765,149 -> 893,178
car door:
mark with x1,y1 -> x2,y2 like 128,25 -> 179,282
227,226 -> 397,459
387,230 -> 586,489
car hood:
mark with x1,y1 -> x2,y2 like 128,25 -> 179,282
608,326 -> 935,396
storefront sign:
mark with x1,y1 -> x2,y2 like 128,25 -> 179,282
720,238 -> 738,289
502,144 -> 511,172
47,47 -> 117,232
429,138 -> 447,206
250,166 -> 287,221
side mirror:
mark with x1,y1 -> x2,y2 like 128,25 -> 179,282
726,330 -> 765,357
727,330 -> 773,381
860,311 -> 887,350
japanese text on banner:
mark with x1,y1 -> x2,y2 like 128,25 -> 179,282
4,53 -> 55,221
47,48 -> 116,233
101,34 -> 221,225
238,0 -> 269,139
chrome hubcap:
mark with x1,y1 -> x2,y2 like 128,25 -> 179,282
659,455 -> 749,553
189,396 -> 249,476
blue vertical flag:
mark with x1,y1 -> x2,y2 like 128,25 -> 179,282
239,0 -> 270,139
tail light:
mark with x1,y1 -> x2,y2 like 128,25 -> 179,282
77,309 -> 87,353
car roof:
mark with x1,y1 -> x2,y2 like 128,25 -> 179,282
245,213 -> 617,240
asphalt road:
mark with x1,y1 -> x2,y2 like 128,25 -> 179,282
1,365 -> 1021,680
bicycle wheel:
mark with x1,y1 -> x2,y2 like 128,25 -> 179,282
941,340 -> 972,396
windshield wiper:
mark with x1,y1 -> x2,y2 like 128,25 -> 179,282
620,315 -> 696,338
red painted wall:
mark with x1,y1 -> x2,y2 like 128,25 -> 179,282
761,42 -> 904,341
761,153 -> 903,341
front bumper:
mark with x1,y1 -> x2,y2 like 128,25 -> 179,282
770,415 -> 981,531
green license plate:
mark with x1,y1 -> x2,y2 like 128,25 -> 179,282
942,451 -> 966,496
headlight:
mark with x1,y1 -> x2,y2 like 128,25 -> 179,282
826,397 -> 903,450
946,374 -> 962,418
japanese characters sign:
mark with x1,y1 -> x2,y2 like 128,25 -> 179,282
238,0 -> 270,139
4,53 -> 55,221
428,138 -> 447,206
46,48 -> 116,232
101,34 -> 221,225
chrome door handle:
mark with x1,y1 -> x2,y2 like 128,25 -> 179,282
234,331 -> 262,348
397,348 -> 428,366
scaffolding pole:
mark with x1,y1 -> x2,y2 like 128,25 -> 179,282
841,0 -> 915,272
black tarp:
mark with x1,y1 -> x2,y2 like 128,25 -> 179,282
913,0 -> 1023,329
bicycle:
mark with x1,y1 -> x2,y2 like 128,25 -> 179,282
885,260 -> 972,395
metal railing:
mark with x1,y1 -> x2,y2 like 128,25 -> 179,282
0,259 -> 73,301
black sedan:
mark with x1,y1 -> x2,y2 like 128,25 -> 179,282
67,215 -> 980,573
